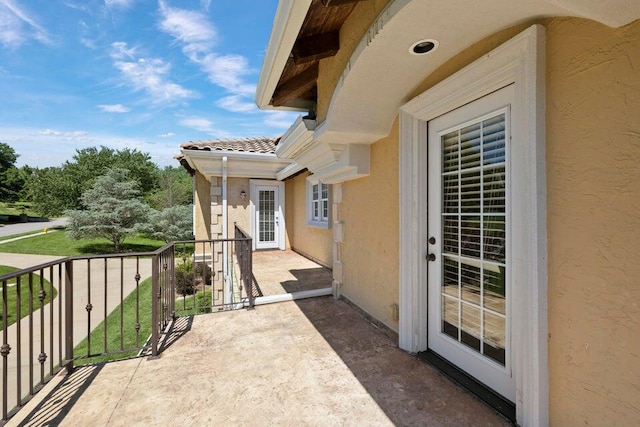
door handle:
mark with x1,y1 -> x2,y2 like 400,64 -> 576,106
426,253 -> 436,262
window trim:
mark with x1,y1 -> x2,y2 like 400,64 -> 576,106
306,176 -> 331,229
398,25 -> 547,426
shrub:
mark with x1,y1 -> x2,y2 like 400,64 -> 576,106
174,258 -> 213,297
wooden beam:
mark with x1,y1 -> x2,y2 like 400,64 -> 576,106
321,0 -> 362,6
272,64 -> 319,107
292,31 -> 340,65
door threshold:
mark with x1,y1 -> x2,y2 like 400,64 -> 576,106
417,350 -> 516,424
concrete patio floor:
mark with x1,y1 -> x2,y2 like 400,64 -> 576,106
12,297 -> 509,426
251,250 -> 333,296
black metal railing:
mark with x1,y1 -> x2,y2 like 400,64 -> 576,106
0,231 -> 252,422
234,224 -> 254,309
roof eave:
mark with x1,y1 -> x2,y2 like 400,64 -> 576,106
255,0 -> 313,111
180,149 -> 287,161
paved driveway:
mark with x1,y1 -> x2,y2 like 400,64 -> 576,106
0,218 -> 67,238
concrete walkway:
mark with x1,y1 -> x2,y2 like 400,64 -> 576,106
0,252 -> 152,416
0,229 -> 60,245
11,297 -> 509,426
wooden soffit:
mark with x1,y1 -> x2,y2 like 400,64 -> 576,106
271,0 -> 360,108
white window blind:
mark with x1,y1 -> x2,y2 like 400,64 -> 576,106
440,112 -> 507,366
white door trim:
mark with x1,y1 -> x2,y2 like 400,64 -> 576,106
250,179 -> 286,251
398,25 -> 547,426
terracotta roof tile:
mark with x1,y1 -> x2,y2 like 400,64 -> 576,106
180,136 -> 280,154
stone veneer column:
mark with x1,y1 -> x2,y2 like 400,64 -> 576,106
209,177 -> 224,295
332,183 -> 344,298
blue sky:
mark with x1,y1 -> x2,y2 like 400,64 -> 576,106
0,0 -> 298,168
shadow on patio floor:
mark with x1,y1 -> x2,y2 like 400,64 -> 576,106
292,297 -> 512,426
11,297 -> 511,426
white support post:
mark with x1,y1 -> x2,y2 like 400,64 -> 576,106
222,157 -> 231,306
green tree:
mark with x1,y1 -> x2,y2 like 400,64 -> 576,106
28,167 -> 76,217
0,142 -> 24,201
29,146 -> 160,216
143,205 -> 193,242
146,166 -> 193,210
65,146 -> 159,195
66,169 -> 151,252
0,142 -> 17,171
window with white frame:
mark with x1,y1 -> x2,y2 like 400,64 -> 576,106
307,179 -> 330,228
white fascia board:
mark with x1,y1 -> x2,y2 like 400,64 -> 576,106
181,148 -> 289,162
275,115 -> 315,159
276,162 -> 305,181
255,0 -> 312,110
181,149 -> 293,180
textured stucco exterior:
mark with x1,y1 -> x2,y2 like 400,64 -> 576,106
545,18 -> 640,426
313,4 -> 640,423
339,120 -> 400,333
226,177 -> 251,237
193,171 -> 211,241
284,171 -> 332,268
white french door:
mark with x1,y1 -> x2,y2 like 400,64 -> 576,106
427,85 -> 515,401
255,184 -> 280,250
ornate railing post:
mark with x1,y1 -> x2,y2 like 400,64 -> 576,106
64,260 -> 74,373
247,240 -> 254,308
151,254 -> 159,357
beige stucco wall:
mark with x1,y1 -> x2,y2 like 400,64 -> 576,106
315,3 -> 640,423
339,121 -> 400,332
284,171 -> 332,268
226,177 -> 251,237
193,171 -> 211,241
545,17 -> 640,426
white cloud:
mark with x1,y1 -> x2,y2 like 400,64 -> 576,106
111,41 -> 138,60
200,0 -> 211,12
78,20 -> 98,49
104,0 -> 135,9
216,95 -> 257,113
110,41 -> 194,104
98,104 -> 130,113
158,132 -> 175,138
158,0 -> 216,54
39,129 -> 90,141
3,126 -> 180,168
80,37 -> 97,49
263,111 -> 299,129
157,2 -> 256,111
64,2 -> 92,13
0,0 -> 50,48
39,129 -> 62,136
179,117 -> 214,133
197,53 -> 254,94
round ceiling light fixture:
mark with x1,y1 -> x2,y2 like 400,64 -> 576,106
409,39 -> 439,55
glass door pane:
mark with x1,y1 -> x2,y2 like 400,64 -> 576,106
258,189 -> 276,243
440,113 -> 507,366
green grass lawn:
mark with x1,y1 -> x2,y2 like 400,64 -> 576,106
0,230 -> 166,256
0,265 -> 56,329
176,290 -> 214,316
73,277 -> 153,365
0,202 -> 40,218
0,230 -> 47,242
